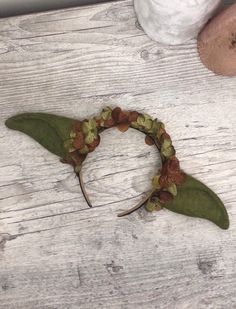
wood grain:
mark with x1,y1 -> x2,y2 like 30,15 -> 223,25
0,1 -> 236,308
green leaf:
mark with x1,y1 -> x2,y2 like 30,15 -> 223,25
163,175 -> 229,229
5,113 -> 75,158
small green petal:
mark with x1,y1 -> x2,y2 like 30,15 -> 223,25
137,115 -> 145,126
145,201 -> 157,212
156,122 -> 165,139
167,183 -> 177,196
70,131 -> 76,138
130,121 -> 139,129
64,139 -> 74,150
85,132 -> 95,144
82,122 -> 89,134
161,138 -> 175,158
152,175 -> 161,189
150,121 -> 159,135
100,120 -> 105,127
143,113 -> 152,121
82,119 -> 97,135
145,200 -> 162,212
89,118 -> 97,129
101,107 -> 112,120
80,145 -> 89,154
161,145 -> 175,158
144,119 -> 153,131
68,147 -> 76,153
162,138 -> 172,149
75,165 -> 82,173
92,127 -> 98,136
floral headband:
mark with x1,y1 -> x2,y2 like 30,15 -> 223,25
5,107 -> 229,229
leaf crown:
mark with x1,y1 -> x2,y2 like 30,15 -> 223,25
5,107 -> 229,229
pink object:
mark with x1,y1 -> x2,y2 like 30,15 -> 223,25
198,3 -> 236,76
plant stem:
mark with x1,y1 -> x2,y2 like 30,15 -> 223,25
117,195 -> 150,217
77,171 -> 93,208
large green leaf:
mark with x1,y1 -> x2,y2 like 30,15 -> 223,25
164,175 -> 229,229
5,113 -> 75,158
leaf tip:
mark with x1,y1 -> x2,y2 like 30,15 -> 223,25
5,117 -> 14,129
5,115 -> 23,130
218,213 -> 230,230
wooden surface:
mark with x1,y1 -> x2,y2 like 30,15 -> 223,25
0,0 -> 236,308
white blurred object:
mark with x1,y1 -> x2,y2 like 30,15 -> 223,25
134,0 -> 223,45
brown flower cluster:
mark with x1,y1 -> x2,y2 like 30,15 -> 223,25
72,121 -> 100,154
62,107 -> 185,212
63,107 -> 140,171
159,157 -> 185,188
95,107 -> 140,131
111,107 -> 139,124
146,157 -> 186,212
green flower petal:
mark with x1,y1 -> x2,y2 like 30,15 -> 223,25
85,132 -> 95,144
161,145 -> 175,158
152,175 -> 161,189
100,107 -> 112,120
167,183 -> 177,196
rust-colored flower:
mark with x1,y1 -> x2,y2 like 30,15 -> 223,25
117,123 -> 129,132
161,157 -> 179,175
145,135 -> 155,146
173,172 -> 186,185
167,157 -> 180,172
128,111 -> 139,122
68,151 -> 87,166
104,118 -> 115,128
150,189 -> 173,205
87,136 -> 101,152
158,191 -> 174,204
73,132 -> 85,150
156,126 -> 166,140
159,174 -> 172,188
73,121 -> 82,132
159,157 -> 185,187
160,132 -> 171,142
112,107 -> 128,124
111,107 -> 121,122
